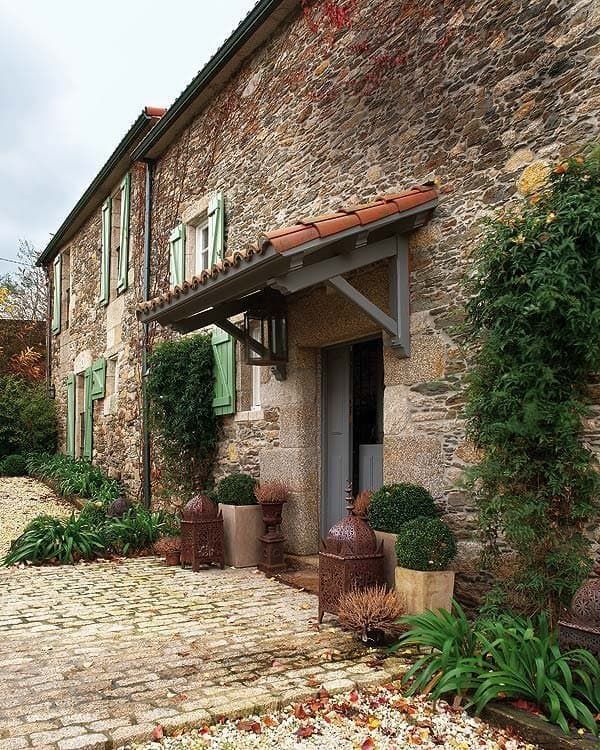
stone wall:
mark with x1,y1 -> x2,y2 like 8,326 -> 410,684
49,163 -> 147,498
145,0 -> 599,569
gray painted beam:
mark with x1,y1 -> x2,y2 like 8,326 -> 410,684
272,236 -> 397,295
390,235 -> 410,357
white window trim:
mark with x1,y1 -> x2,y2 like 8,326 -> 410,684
251,365 -> 261,411
194,219 -> 211,275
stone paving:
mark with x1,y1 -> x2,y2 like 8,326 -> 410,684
0,558 -> 407,750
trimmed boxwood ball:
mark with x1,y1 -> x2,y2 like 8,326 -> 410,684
367,483 -> 437,534
395,516 -> 457,571
217,473 -> 257,506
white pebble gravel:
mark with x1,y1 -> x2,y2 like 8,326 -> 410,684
126,685 -> 537,750
0,476 -> 73,557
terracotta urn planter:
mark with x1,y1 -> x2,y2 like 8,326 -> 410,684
259,500 -> 286,527
165,550 -> 181,566
394,566 -> 455,614
258,500 -> 287,575
218,503 -> 263,567
373,530 -> 398,588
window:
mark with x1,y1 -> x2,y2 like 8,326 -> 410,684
75,373 -> 86,458
195,220 -> 210,274
62,250 -> 71,330
110,189 -> 122,297
100,173 -> 130,304
251,365 -> 261,411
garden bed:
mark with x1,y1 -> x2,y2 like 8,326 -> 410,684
127,684 -> 537,750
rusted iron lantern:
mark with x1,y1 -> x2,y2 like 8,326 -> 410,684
180,494 -> 224,572
243,290 -> 288,366
559,565 -> 600,657
318,482 -> 384,623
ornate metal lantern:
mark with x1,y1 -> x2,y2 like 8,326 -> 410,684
559,565 -> 600,657
318,482 -> 385,623
243,290 -> 288,366
180,494 -> 224,572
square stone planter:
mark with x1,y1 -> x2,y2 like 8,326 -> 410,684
218,504 -> 263,567
374,531 -> 397,588
394,566 -> 455,614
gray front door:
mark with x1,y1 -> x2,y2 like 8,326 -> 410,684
322,345 -> 351,535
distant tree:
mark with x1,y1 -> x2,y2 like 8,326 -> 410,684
0,240 -> 47,321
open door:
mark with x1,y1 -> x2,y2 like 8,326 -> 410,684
322,338 -> 383,535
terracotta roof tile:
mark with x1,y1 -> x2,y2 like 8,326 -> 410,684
136,184 -> 437,315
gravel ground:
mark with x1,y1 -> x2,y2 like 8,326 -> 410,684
127,684 -> 537,750
0,476 -> 73,557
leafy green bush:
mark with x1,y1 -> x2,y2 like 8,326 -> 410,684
0,376 -> 56,458
0,454 -> 27,476
26,453 -> 121,503
464,149 -> 600,618
216,473 -> 257,506
394,607 -> 600,736
105,507 -> 179,555
78,501 -> 108,527
147,334 -> 217,494
367,483 -> 437,534
395,516 -> 456,571
3,514 -> 106,565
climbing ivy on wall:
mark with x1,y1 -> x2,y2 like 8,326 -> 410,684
146,334 -> 217,499
464,148 -> 600,621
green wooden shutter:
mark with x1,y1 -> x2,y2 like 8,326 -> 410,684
83,367 -> 94,460
51,254 -> 61,334
100,198 -> 111,305
169,224 -> 185,287
117,173 -> 130,294
212,329 -> 235,416
208,192 -> 224,267
91,358 -> 106,400
66,374 -> 75,458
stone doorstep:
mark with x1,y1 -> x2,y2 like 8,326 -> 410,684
481,703 -> 598,750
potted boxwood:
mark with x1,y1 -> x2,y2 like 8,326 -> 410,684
367,483 -> 438,587
394,516 -> 457,614
216,473 -> 262,567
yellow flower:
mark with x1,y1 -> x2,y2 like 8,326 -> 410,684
546,212 -> 557,224
512,234 -> 526,245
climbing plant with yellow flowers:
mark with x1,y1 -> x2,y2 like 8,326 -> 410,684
464,148 -> 600,622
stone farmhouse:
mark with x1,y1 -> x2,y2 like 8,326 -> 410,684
38,0 -> 599,587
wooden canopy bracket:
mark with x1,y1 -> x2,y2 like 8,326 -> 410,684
215,319 -> 288,380
326,236 -> 410,357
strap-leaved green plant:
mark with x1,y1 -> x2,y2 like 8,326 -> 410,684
464,148 -> 600,620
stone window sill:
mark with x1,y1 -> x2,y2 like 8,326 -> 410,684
234,409 -> 264,423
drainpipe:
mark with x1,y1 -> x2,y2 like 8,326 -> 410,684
44,267 -> 52,396
141,159 -> 154,507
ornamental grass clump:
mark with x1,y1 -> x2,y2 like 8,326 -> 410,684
217,472 -> 257,505
338,585 -> 404,643
395,516 -> 457,571
255,481 -> 291,504
464,147 -> 600,619
367,483 -> 437,534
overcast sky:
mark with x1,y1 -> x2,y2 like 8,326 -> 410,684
0,0 -> 257,276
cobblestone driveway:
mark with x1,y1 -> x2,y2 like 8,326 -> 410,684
0,559 -> 405,750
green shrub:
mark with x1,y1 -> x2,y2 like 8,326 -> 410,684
0,376 -> 56,458
147,334 -> 217,493
106,507 -> 179,555
216,473 -> 257,506
0,454 -> 27,476
395,516 -> 456,571
79,501 -> 108,527
394,608 -> 600,736
464,148 -> 600,618
3,514 -> 106,565
367,483 -> 437,534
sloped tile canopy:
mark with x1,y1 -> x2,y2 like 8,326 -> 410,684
136,186 -> 438,339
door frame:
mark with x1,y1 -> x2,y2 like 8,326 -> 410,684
320,334 -> 382,537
